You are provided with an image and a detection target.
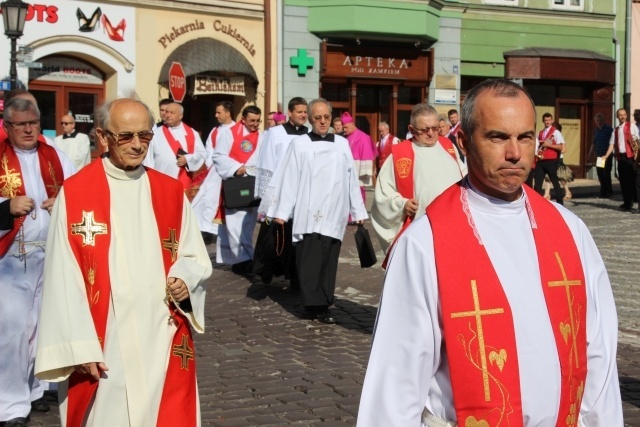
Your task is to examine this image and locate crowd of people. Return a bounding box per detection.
[0,79,628,426]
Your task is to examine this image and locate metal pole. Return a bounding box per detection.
[9,36,17,89]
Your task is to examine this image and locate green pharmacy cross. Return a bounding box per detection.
[290,49,314,76]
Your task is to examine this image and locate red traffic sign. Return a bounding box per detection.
[168,62,186,103]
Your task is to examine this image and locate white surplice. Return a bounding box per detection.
[212,125,264,264]
[54,132,91,170]
[266,133,368,242]
[191,122,235,235]
[35,158,212,427]
[144,122,206,181]
[357,181,622,427]
[371,141,466,251]
[255,122,308,217]
[0,146,75,421]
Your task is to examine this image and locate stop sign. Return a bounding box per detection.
[168,62,187,103]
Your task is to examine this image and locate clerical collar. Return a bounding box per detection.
[166,123,182,130]
[283,121,308,135]
[102,156,145,181]
[465,177,525,215]
[63,130,79,139]
[308,132,334,142]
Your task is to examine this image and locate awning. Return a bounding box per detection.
[158,38,258,84]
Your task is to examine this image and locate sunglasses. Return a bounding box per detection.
[104,129,154,145]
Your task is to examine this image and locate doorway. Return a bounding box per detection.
[30,83,104,157]
[557,100,587,178]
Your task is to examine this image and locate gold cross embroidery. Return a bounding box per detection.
[46,161,61,196]
[71,211,108,246]
[0,153,22,198]
[172,334,194,370]
[162,228,179,262]
[451,280,505,401]
[547,252,582,367]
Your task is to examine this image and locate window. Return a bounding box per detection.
[484,0,518,5]
[551,0,583,11]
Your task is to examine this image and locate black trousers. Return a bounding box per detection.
[595,155,613,196]
[253,220,297,281]
[295,233,341,308]
[534,159,563,204]
[617,157,636,208]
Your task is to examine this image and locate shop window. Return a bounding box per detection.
[322,83,349,103]
[396,110,411,138]
[526,84,555,107]
[398,86,421,105]
[558,86,584,100]
[551,0,582,10]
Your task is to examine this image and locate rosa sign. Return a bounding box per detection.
[168,62,186,103]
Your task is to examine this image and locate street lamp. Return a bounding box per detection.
[1,0,28,89]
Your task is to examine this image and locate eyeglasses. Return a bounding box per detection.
[412,126,439,134]
[104,129,154,145]
[5,120,40,130]
[313,114,332,122]
[60,121,73,125]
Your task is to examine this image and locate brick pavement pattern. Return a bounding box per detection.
[29,188,640,426]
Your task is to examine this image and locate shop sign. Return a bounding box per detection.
[193,75,245,96]
[434,89,457,104]
[322,45,430,82]
[29,57,103,85]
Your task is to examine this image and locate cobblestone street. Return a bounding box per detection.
[30,183,640,426]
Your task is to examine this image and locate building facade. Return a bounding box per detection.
[281,0,628,178]
[0,0,276,157]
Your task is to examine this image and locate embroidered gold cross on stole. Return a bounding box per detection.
[46,161,61,196]
[71,211,108,246]
[0,154,22,198]
[162,228,179,262]
[172,334,194,370]
[547,252,582,367]
[451,280,505,401]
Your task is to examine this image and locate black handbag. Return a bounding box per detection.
[222,176,261,209]
[354,224,377,268]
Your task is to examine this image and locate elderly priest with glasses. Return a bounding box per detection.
[0,97,75,427]
[35,98,212,427]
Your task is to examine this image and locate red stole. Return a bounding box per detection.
[426,183,587,427]
[0,139,64,257]
[377,134,395,166]
[437,135,458,162]
[228,122,259,163]
[538,126,560,160]
[190,127,221,191]
[161,123,196,190]
[64,160,197,427]
[449,121,461,137]
[614,122,634,159]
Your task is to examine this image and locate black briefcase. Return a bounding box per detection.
[222,176,261,209]
[354,224,377,268]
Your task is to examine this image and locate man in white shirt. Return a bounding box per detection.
[358,78,622,427]
[533,112,565,205]
[609,108,639,211]
[144,102,206,195]
[54,115,91,170]
[267,98,368,324]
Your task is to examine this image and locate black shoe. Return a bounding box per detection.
[31,396,50,412]
[4,418,28,426]
[231,260,253,275]
[619,204,632,211]
[201,232,214,245]
[316,310,336,324]
[260,272,273,284]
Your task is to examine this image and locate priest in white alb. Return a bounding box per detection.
[212,105,264,274]
[35,99,212,427]
[143,101,206,195]
[371,103,466,254]
[253,96,308,284]
[267,98,368,324]
[1,97,75,426]
[357,79,622,426]
[191,100,236,242]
